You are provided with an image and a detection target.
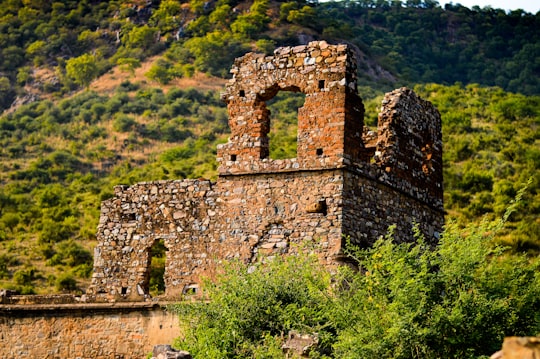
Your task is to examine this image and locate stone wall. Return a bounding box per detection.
[218,41,364,174]
[88,41,444,302]
[88,171,346,300]
[0,302,179,359]
[89,179,217,300]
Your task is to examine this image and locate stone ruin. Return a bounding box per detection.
[87,41,444,301]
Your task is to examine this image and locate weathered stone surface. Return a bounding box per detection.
[152,344,192,359]
[0,303,179,358]
[491,337,540,359]
[87,43,444,302]
[282,331,319,357]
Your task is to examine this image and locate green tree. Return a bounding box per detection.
[208,4,232,30]
[123,25,158,52]
[116,57,141,76]
[150,0,183,34]
[231,0,270,37]
[184,31,248,76]
[26,40,47,66]
[65,53,99,90]
[145,59,173,84]
[286,5,317,27]
[0,76,15,110]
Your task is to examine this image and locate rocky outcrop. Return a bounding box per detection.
[491,337,540,359]
[151,345,192,359]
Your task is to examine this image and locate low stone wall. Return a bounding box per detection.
[0,302,179,359]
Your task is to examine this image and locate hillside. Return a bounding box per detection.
[1,0,539,113]
[0,0,538,293]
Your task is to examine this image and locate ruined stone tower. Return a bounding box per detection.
[87,42,444,301]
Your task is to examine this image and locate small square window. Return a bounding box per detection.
[316,148,323,156]
[230,154,237,161]
[239,90,245,97]
[318,80,325,90]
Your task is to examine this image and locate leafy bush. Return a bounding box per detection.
[55,273,78,292]
[1,212,21,230]
[173,194,540,358]
[46,240,92,267]
[65,53,99,89]
[38,217,78,244]
[0,253,18,279]
[13,267,37,286]
[149,239,167,296]
[173,250,333,358]
[145,59,173,85]
[333,224,539,358]
[113,114,137,132]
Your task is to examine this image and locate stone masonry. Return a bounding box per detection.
[0,299,179,358]
[87,41,444,301]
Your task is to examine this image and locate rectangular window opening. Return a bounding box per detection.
[267,91,304,160]
[318,80,325,90]
[316,148,324,156]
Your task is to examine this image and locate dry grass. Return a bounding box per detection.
[90,56,228,94]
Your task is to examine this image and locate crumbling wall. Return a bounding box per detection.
[342,87,444,246]
[217,41,365,174]
[375,88,443,201]
[88,42,444,302]
[88,171,346,301]
[88,179,218,300]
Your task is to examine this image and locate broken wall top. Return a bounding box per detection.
[217,42,443,209]
[218,41,365,174]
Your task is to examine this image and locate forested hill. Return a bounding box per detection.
[0,0,538,294]
[1,0,539,112]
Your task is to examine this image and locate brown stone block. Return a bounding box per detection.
[491,337,540,359]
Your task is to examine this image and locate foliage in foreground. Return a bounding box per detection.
[172,197,540,359]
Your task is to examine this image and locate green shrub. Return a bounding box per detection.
[172,250,333,358]
[145,60,172,85]
[149,256,166,296]
[0,253,18,279]
[90,103,107,121]
[55,273,78,292]
[1,212,21,229]
[173,191,540,359]
[14,267,37,286]
[38,218,78,244]
[113,114,137,132]
[46,240,92,267]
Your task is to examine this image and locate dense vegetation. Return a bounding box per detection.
[173,198,540,358]
[0,84,229,293]
[1,0,539,113]
[0,0,538,299]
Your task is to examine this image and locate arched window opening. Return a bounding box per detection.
[266,90,305,160]
[149,239,167,297]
